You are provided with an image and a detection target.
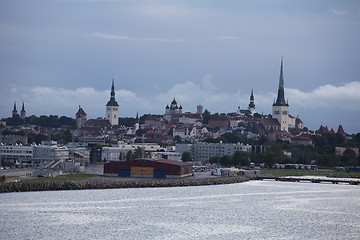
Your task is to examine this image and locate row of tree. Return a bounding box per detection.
[3,115,76,128]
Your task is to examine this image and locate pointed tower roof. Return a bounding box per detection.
[337,125,345,135]
[13,102,17,112]
[106,77,119,107]
[273,58,288,106]
[329,128,335,134]
[76,105,87,117]
[21,102,25,112]
[248,89,255,108]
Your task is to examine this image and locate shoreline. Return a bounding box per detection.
[0,176,250,193]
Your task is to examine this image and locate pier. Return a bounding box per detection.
[255,176,360,185]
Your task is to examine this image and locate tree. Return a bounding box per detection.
[341,148,357,166]
[209,156,220,164]
[202,109,211,124]
[220,155,232,166]
[126,150,133,161]
[264,152,275,169]
[182,152,192,162]
[232,151,250,167]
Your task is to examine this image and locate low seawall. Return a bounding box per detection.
[0,176,249,193]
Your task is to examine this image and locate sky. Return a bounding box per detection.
[0,0,359,133]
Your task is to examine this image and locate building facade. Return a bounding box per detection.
[176,142,252,163]
[104,158,193,178]
[0,144,33,167]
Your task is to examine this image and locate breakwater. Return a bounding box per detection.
[0,176,249,193]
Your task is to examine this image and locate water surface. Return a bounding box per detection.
[1,181,359,239]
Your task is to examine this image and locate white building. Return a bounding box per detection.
[102,143,168,162]
[150,152,182,161]
[32,142,70,168]
[176,142,252,163]
[0,144,33,167]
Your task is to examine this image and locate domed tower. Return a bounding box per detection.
[106,78,119,126]
[165,105,170,115]
[272,58,289,132]
[170,98,177,111]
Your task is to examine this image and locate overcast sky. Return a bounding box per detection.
[0,0,359,133]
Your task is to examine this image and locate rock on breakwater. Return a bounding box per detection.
[0,176,249,193]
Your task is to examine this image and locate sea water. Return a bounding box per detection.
[1,181,359,240]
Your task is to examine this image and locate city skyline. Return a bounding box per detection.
[1,0,359,133]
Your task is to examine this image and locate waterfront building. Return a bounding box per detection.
[106,78,119,126]
[101,143,167,162]
[0,144,33,167]
[32,141,70,168]
[104,158,193,178]
[150,152,181,161]
[176,142,252,163]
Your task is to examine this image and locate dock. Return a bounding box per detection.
[254,175,360,185]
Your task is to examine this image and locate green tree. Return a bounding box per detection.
[220,155,232,166]
[126,150,133,161]
[202,109,211,124]
[341,148,357,166]
[132,148,144,159]
[232,151,250,167]
[181,152,192,162]
[209,156,220,164]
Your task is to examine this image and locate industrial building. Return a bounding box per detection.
[104,158,193,178]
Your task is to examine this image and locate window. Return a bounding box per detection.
[282,111,288,115]
[274,111,280,115]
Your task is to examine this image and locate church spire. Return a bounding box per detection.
[273,58,288,106]
[20,101,26,119]
[110,77,115,100]
[12,101,18,118]
[106,76,119,107]
[13,102,17,112]
[248,89,256,114]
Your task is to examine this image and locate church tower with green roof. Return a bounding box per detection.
[272,58,289,132]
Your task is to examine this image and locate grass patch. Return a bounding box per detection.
[26,173,97,182]
[260,169,360,178]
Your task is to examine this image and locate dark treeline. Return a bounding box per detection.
[207,133,360,168]
[3,115,76,128]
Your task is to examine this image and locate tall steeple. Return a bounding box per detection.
[272,58,289,132]
[106,77,119,107]
[12,102,18,118]
[20,101,26,119]
[273,58,288,106]
[106,76,119,126]
[248,89,256,115]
